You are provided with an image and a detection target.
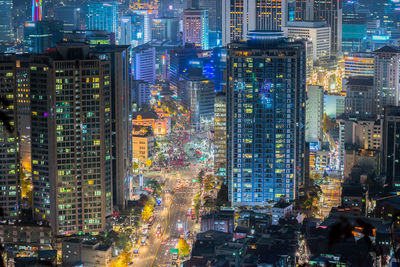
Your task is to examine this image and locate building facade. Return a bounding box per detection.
[183,9,209,50]
[30,43,110,235]
[133,44,156,85]
[382,107,400,190]
[23,20,64,54]
[0,0,13,42]
[344,53,374,79]
[214,92,227,178]
[373,46,400,116]
[226,32,306,205]
[306,85,324,143]
[282,21,331,61]
[85,1,118,34]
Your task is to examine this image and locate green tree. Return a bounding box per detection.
[141,200,154,221]
[178,238,190,257]
[197,169,205,184]
[216,183,229,207]
[133,162,139,173]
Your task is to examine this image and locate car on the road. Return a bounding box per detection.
[176,221,184,231]
[156,224,162,237]
[141,236,147,246]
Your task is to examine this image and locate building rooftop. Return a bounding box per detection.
[132,111,159,120]
[285,20,328,28]
[374,46,400,53]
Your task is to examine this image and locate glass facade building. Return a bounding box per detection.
[85,1,118,34]
[226,32,306,205]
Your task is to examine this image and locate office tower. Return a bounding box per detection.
[222,0,256,46]
[345,76,374,117]
[255,0,288,31]
[295,0,314,21]
[180,73,215,130]
[54,6,81,32]
[214,92,227,178]
[344,53,374,79]
[313,0,343,53]
[306,85,324,143]
[373,46,400,116]
[342,4,367,54]
[0,55,21,218]
[382,106,400,190]
[226,32,306,205]
[133,44,156,84]
[0,0,13,42]
[92,45,132,211]
[32,0,43,21]
[198,0,222,47]
[31,43,111,235]
[168,44,198,89]
[152,17,179,42]
[133,80,151,108]
[85,1,118,34]
[183,9,209,50]
[119,16,132,45]
[282,21,331,61]
[23,20,63,53]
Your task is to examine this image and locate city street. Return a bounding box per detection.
[132,168,200,267]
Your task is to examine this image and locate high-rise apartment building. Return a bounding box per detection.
[30,43,111,235]
[373,46,400,116]
[24,20,64,53]
[183,9,209,50]
[133,44,156,85]
[306,85,324,143]
[282,21,331,61]
[0,0,13,42]
[382,107,400,190]
[0,54,21,218]
[85,1,118,34]
[214,92,227,178]
[226,32,306,205]
[92,45,132,211]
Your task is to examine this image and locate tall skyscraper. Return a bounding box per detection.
[23,20,64,53]
[198,0,222,47]
[313,0,343,53]
[183,9,209,50]
[226,32,306,205]
[133,80,151,108]
[214,92,227,178]
[0,54,21,218]
[179,73,215,129]
[222,0,256,46]
[0,0,13,42]
[133,44,156,84]
[85,1,118,34]
[92,45,132,211]
[382,106,400,190]
[54,6,82,32]
[31,43,111,235]
[373,46,400,116]
[119,16,132,45]
[306,85,324,143]
[222,0,290,46]
[168,44,198,90]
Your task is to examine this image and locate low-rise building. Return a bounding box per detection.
[132,111,170,136]
[62,239,112,266]
[272,200,293,225]
[201,210,234,233]
[132,125,155,161]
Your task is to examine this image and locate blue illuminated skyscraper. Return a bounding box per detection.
[86,1,118,34]
[226,32,306,205]
[0,0,13,42]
